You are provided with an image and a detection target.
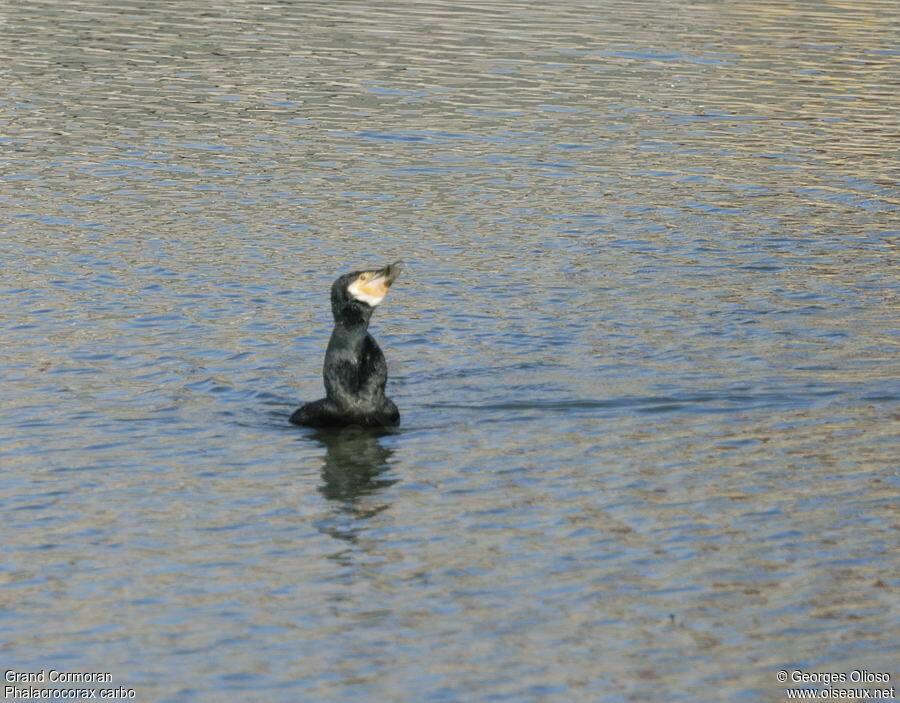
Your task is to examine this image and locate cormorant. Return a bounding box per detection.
[290,261,402,428]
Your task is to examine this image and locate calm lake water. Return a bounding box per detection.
[2,1,898,701]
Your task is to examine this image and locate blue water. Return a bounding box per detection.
[1,1,898,701]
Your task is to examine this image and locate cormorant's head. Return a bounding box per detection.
[331,261,402,322]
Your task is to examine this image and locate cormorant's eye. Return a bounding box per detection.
[359,273,371,282]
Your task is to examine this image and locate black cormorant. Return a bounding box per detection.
[290,261,402,428]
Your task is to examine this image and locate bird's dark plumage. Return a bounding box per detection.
[290,262,401,428]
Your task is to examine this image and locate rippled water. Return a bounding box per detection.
[2,1,898,701]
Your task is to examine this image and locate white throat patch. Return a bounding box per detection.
[348,278,385,306]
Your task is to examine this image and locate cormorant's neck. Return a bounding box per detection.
[332,301,372,331]
[328,306,370,358]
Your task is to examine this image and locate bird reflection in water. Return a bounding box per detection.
[308,427,398,505]
[308,427,397,549]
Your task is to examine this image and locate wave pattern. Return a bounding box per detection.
[1,1,898,701]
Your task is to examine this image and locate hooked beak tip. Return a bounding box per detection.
[380,260,403,285]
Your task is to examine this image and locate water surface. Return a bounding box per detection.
[2,1,898,701]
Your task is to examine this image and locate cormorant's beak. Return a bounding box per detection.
[348,261,402,307]
[374,260,402,289]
